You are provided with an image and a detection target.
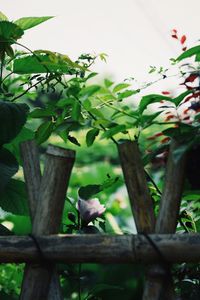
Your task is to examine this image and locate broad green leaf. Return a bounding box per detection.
[5,215,31,235]
[0,21,24,41]
[0,101,29,145]
[78,184,101,199]
[113,83,130,93]
[0,148,18,194]
[56,98,73,108]
[117,89,139,100]
[4,127,34,164]
[0,12,8,21]
[14,16,53,30]
[78,177,119,200]
[86,128,100,146]
[139,94,172,113]
[79,85,100,101]
[13,54,77,74]
[71,101,81,121]
[89,108,105,119]
[101,124,127,139]
[0,21,24,59]
[35,121,54,144]
[29,107,56,118]
[0,179,29,216]
[176,45,200,61]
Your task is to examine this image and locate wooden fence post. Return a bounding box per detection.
[118,139,186,300]
[118,140,155,233]
[142,139,187,300]
[20,141,75,300]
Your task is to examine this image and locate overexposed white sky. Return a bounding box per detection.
[1,0,200,86]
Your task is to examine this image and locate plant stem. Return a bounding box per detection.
[11,78,45,102]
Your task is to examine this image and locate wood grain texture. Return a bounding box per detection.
[0,234,199,263]
[20,140,41,219]
[20,142,75,300]
[156,139,187,233]
[118,140,155,233]
[143,139,187,300]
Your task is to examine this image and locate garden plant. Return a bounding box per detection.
[0,11,199,300]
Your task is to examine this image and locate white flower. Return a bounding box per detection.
[78,197,106,224]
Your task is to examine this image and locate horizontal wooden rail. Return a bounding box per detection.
[0,234,199,264]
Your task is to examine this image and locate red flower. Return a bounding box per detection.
[162,91,170,95]
[184,74,198,83]
[180,35,186,44]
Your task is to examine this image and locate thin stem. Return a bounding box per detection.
[11,78,45,102]
[145,171,162,195]
[97,96,137,119]
[1,71,13,83]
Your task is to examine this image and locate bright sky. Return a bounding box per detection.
[1,0,200,86]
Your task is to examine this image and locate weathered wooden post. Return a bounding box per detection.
[118,139,186,300]
[20,141,75,300]
[142,139,187,300]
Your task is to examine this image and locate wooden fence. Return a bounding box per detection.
[0,139,199,300]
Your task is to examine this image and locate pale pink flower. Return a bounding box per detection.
[78,197,106,224]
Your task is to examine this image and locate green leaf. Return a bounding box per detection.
[78,185,101,199]
[99,52,108,62]
[140,111,163,128]
[71,101,81,121]
[0,21,24,41]
[14,16,54,30]
[86,128,100,147]
[104,79,114,88]
[13,54,76,74]
[0,21,24,59]
[35,121,54,144]
[117,89,139,100]
[113,83,130,93]
[173,90,193,106]
[68,135,80,146]
[79,85,100,101]
[0,179,29,216]
[101,124,127,139]
[139,94,171,113]
[29,107,56,118]
[78,176,119,200]
[0,12,8,21]
[176,45,200,61]
[56,98,73,108]
[0,148,18,194]
[4,127,34,164]
[0,101,29,145]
